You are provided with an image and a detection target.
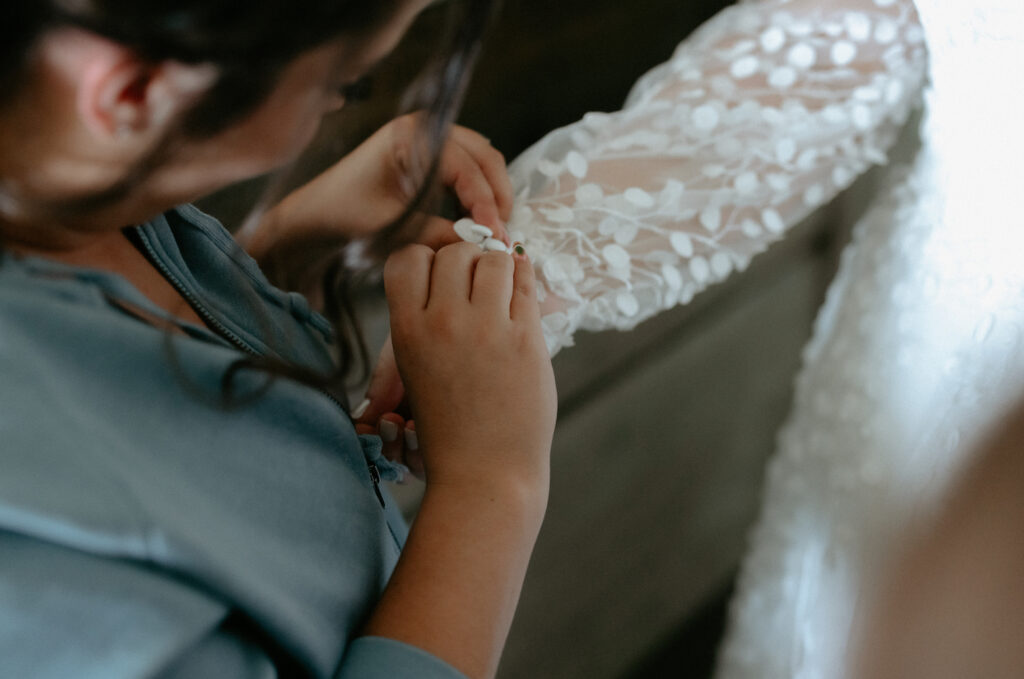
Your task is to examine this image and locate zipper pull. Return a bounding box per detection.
[367,462,386,509]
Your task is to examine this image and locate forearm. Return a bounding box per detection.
[361,480,548,679]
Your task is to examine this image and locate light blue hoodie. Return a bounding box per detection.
[0,205,465,678]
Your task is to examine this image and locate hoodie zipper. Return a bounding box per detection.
[133,228,386,508]
[134,229,259,356]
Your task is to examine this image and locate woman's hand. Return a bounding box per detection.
[247,114,518,470]
[241,113,514,261]
[382,241,556,493]
[352,335,426,479]
[363,243,555,679]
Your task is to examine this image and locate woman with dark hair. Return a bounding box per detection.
[0,2,557,678]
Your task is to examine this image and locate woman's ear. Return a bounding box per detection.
[137,60,220,131]
[81,56,157,137]
[46,28,217,141]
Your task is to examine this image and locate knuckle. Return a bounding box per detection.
[473,328,502,353]
[426,307,461,340]
[388,309,418,342]
[388,120,419,170]
[405,242,434,258]
[479,250,513,273]
[514,327,547,360]
[383,244,431,283]
[382,255,402,286]
[392,140,413,175]
[392,113,418,140]
[389,242,425,263]
[438,240,481,262]
[469,316,508,348]
[453,172,482,198]
[514,275,535,298]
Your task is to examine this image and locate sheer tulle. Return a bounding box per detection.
[506,0,927,355]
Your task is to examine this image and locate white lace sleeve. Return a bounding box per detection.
[504,0,928,355]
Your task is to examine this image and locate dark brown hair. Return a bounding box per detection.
[1,0,498,406]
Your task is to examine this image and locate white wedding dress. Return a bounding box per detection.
[716,3,1024,677]
[502,0,1024,676]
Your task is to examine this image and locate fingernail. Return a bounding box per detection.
[454,218,482,243]
[351,397,371,419]
[453,218,492,244]
[404,427,419,451]
[483,238,508,252]
[513,242,526,256]
[470,223,494,240]
[379,419,399,442]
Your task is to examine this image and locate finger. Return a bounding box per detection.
[356,336,406,425]
[471,250,515,314]
[429,241,482,305]
[510,247,542,324]
[383,244,434,315]
[450,126,515,225]
[403,421,425,480]
[415,216,462,250]
[377,414,406,464]
[354,422,376,436]
[354,411,407,467]
[440,141,504,239]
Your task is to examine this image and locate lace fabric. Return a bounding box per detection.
[506,0,928,356]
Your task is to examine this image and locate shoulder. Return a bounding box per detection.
[149,206,338,370]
